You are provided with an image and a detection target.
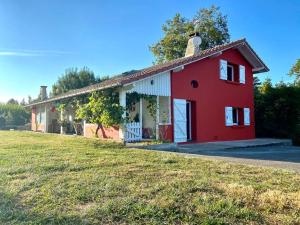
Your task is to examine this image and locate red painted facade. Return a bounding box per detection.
[29,46,259,143]
[171,48,255,143]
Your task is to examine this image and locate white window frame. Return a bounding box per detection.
[239,65,245,84]
[227,64,234,81]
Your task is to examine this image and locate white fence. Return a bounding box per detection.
[125,122,142,142]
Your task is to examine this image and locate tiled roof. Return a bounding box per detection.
[27,38,268,107]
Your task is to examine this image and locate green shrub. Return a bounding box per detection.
[292,113,300,146]
[0,103,30,129]
[255,80,300,138]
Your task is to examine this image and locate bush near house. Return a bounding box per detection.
[0,131,299,224]
[255,79,300,141]
[292,113,300,146]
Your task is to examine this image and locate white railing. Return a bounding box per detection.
[125,122,142,142]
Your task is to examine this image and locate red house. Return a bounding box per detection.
[28,35,269,143]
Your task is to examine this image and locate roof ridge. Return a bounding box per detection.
[28,37,269,107]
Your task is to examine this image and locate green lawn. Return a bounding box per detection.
[0,131,299,225]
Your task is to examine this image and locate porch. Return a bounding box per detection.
[123,94,172,142]
[119,71,173,143]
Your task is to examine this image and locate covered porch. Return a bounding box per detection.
[119,71,172,142]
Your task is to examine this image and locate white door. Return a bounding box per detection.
[173,99,187,143]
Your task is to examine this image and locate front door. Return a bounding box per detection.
[173,99,187,143]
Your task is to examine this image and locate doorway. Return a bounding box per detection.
[186,101,192,141]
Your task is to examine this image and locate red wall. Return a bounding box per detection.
[84,123,120,141]
[31,107,37,131]
[159,125,172,142]
[171,49,255,143]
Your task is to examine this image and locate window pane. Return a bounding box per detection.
[232,108,238,124]
[227,66,233,81]
[159,96,170,124]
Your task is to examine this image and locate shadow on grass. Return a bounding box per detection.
[0,191,84,224]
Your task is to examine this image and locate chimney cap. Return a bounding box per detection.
[189,32,200,38]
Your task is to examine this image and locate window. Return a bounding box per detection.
[227,65,234,81]
[159,96,171,124]
[225,107,249,126]
[220,60,246,84]
[36,106,46,125]
[191,80,199,88]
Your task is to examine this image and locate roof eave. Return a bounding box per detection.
[25,83,122,107]
[238,41,269,74]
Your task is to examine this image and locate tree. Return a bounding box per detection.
[150,5,230,63]
[193,5,230,49]
[51,67,99,96]
[76,89,124,136]
[289,59,300,85]
[20,98,26,106]
[27,96,32,104]
[7,98,19,105]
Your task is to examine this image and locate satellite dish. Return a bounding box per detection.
[192,36,202,46]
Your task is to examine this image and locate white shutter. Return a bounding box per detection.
[239,65,245,84]
[225,107,233,126]
[220,60,227,80]
[173,99,187,143]
[244,108,250,125]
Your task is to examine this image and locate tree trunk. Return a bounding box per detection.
[95,124,101,137]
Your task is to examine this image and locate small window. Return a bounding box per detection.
[150,80,154,85]
[38,113,42,124]
[191,80,198,88]
[227,65,234,81]
[226,107,244,126]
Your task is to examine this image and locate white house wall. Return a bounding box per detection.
[128,72,171,96]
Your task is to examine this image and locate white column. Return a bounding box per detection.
[156,96,160,140]
[60,108,64,134]
[139,98,143,140]
[119,90,126,141]
[83,120,86,137]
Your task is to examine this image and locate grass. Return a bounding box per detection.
[0,131,299,225]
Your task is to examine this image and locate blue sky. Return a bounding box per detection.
[0,0,299,102]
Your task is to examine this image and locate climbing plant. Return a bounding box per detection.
[126,92,157,121]
[76,89,124,136]
[56,103,68,128]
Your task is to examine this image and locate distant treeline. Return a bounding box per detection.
[0,103,30,130]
